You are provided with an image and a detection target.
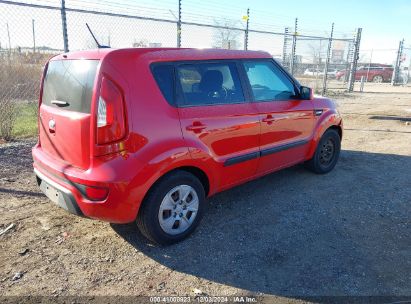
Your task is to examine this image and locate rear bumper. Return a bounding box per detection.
[32,145,140,224]
[35,168,84,217]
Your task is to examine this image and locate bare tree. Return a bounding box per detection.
[132,39,148,48]
[307,43,320,64]
[307,40,327,64]
[213,19,241,50]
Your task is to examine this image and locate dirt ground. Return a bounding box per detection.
[0,83,410,301]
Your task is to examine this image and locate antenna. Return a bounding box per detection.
[86,23,110,49]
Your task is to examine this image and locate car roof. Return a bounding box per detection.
[50,48,272,62]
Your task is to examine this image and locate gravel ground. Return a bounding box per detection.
[0,84,410,301]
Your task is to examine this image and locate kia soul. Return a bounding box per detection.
[33,48,343,245]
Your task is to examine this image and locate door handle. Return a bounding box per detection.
[262,115,276,124]
[186,122,207,133]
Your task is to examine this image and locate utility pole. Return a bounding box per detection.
[244,8,249,50]
[32,19,36,53]
[177,0,181,48]
[344,39,354,83]
[322,23,334,96]
[391,39,404,86]
[348,28,362,92]
[365,48,373,82]
[6,22,11,53]
[290,18,298,76]
[61,0,69,52]
[282,27,290,68]
[408,52,411,84]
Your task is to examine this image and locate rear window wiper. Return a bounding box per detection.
[51,100,69,107]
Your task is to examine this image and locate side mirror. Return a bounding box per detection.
[300,86,313,100]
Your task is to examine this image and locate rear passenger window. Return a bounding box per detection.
[152,65,174,105]
[176,62,245,106]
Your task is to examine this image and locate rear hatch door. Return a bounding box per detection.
[39,59,99,170]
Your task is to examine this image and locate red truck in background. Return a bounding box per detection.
[336,65,394,82]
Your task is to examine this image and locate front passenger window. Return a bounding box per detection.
[244,61,296,101]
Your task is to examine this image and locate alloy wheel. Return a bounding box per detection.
[158,185,199,235]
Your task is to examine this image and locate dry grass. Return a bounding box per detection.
[0,99,17,140]
[0,52,48,140]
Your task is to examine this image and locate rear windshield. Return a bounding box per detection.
[42,59,99,113]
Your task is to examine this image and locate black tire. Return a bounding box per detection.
[136,171,205,246]
[305,128,341,174]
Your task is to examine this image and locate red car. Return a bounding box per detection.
[336,65,393,82]
[33,48,343,245]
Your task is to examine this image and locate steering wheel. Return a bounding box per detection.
[207,86,228,99]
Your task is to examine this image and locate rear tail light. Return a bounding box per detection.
[84,185,109,201]
[97,96,108,127]
[97,77,126,145]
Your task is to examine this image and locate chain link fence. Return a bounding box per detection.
[0,0,407,140]
[281,36,352,94]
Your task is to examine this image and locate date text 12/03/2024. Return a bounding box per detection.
[149,296,258,303]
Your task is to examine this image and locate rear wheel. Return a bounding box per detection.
[373,75,383,83]
[305,129,341,174]
[136,171,205,245]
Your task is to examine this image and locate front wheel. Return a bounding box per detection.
[305,129,341,174]
[136,171,205,245]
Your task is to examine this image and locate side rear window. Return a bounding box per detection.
[42,60,99,113]
[176,61,245,106]
[152,64,174,105]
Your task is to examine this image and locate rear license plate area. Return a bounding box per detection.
[40,180,61,205]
